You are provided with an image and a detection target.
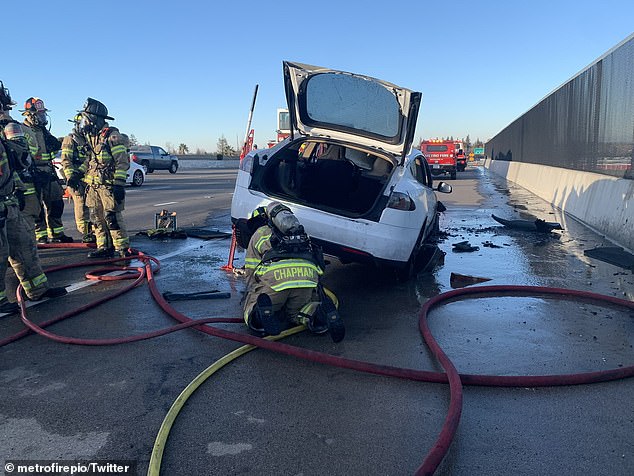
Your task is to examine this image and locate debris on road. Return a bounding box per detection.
[450,272,492,288]
[137,228,188,239]
[179,228,232,240]
[162,290,231,301]
[584,246,634,271]
[491,214,563,232]
[452,240,480,252]
[482,240,503,248]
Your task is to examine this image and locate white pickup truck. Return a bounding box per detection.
[130,145,179,174]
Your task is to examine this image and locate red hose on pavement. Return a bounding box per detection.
[4,245,634,475]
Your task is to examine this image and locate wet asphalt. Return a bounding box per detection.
[0,165,632,476]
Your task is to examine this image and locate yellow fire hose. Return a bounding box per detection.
[148,289,338,475]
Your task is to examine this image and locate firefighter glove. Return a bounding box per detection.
[66,173,82,190]
[113,184,125,202]
[16,190,25,211]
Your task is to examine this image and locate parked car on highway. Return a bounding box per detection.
[52,153,146,187]
[130,145,179,174]
[231,61,452,278]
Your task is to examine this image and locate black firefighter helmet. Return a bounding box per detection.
[79,98,114,120]
[0,81,16,111]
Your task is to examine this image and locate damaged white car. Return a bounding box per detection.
[231,61,451,277]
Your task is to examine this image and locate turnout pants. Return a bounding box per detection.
[21,191,42,230]
[0,202,50,301]
[243,283,315,325]
[34,175,66,241]
[85,185,129,251]
[68,184,91,236]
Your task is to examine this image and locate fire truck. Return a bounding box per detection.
[454,141,466,171]
[267,108,291,148]
[420,139,458,179]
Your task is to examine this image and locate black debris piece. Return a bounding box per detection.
[452,241,480,252]
[491,214,562,232]
[450,272,492,288]
[584,247,634,271]
[179,228,232,240]
[162,290,231,301]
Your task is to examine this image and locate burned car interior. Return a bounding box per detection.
[257,141,394,216]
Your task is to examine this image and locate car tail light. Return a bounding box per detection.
[130,154,138,163]
[239,155,254,174]
[387,191,416,211]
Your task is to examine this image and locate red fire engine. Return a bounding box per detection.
[267,108,291,148]
[420,139,457,180]
[454,141,466,171]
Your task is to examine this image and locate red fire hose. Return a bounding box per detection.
[3,245,633,475]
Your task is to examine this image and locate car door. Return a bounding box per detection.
[408,154,438,240]
[154,146,169,169]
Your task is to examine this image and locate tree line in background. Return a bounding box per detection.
[128,133,237,156]
[416,135,485,149]
[128,133,484,157]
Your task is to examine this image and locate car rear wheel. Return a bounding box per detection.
[132,170,144,187]
[169,161,178,174]
[141,160,153,173]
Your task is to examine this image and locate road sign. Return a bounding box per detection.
[474,147,485,155]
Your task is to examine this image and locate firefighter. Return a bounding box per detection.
[60,115,95,243]
[0,83,67,314]
[67,98,131,259]
[0,91,41,228]
[20,97,73,243]
[241,202,345,342]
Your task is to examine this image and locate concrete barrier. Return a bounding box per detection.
[484,159,634,253]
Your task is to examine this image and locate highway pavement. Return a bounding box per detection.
[1,162,632,475]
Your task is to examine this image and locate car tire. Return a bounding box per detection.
[132,170,144,187]
[395,224,427,281]
[141,160,153,173]
[169,161,178,174]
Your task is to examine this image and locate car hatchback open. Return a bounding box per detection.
[231,61,452,277]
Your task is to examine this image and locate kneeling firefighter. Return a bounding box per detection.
[238,202,345,343]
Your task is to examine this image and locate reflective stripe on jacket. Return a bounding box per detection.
[245,225,322,292]
[79,126,129,186]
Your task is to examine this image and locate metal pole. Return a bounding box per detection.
[240,84,259,159]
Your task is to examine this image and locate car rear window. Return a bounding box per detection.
[304,73,400,138]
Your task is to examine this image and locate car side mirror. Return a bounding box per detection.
[436,182,452,194]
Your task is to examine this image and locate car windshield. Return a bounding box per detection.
[425,145,448,152]
[304,73,401,138]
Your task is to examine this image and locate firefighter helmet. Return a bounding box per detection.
[20,97,49,126]
[267,201,303,235]
[0,81,16,110]
[250,206,268,220]
[21,97,48,114]
[68,113,82,124]
[78,98,114,120]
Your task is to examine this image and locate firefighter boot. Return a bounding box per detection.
[87,247,115,259]
[82,233,96,244]
[50,234,74,243]
[322,296,345,343]
[256,294,284,336]
[114,248,139,266]
[0,298,19,315]
[27,286,68,301]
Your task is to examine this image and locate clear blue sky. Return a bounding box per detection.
[4,0,633,152]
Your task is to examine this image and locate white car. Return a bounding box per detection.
[53,152,146,187]
[231,61,452,277]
